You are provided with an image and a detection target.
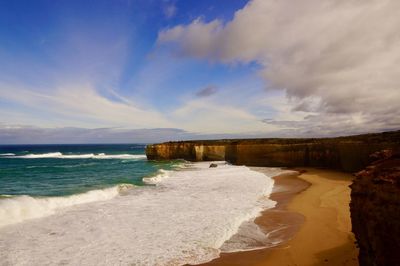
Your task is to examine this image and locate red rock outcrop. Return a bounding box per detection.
[350,149,400,266]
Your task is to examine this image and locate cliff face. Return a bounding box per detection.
[146,131,400,172]
[146,131,400,265]
[350,150,400,266]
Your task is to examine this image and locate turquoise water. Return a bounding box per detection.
[0,144,176,196]
[0,144,281,265]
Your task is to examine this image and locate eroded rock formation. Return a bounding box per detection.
[350,149,400,266]
[146,131,400,172]
[146,131,400,264]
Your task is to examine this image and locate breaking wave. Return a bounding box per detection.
[0,184,134,228]
[0,162,280,265]
[6,152,147,159]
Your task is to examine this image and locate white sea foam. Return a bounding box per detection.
[142,169,172,184]
[0,184,134,228]
[18,152,63,158]
[0,153,15,156]
[26,162,99,169]
[9,152,146,159]
[0,162,279,266]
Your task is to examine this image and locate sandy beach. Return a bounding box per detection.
[201,168,359,266]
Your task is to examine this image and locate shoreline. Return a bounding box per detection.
[200,167,359,266]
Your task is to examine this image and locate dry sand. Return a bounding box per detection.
[201,168,359,266]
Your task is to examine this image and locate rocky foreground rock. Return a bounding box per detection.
[350,149,400,266]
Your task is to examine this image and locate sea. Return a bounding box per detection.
[0,144,280,265]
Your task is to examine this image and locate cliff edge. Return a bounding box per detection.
[350,149,400,266]
[146,130,400,172]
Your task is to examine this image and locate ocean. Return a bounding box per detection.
[0,144,279,265]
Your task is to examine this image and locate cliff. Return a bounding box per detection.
[146,130,400,172]
[350,149,400,266]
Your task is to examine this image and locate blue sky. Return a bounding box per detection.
[0,0,399,143]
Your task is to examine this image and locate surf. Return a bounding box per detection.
[0,184,134,228]
[6,152,147,159]
[0,162,280,265]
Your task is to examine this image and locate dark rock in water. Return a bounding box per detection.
[209,163,218,168]
[350,149,400,266]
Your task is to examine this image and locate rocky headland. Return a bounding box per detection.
[146,130,400,265]
[146,130,400,172]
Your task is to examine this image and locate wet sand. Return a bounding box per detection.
[201,168,359,266]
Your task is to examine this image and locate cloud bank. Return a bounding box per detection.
[158,0,400,133]
[0,125,188,144]
[0,124,278,144]
[0,83,171,128]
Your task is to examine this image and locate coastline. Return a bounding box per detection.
[0,161,279,265]
[200,168,359,266]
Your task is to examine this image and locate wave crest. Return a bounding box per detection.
[6,153,146,159]
[0,184,134,228]
[142,169,172,184]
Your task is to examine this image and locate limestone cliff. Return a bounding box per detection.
[146,130,400,172]
[350,149,400,266]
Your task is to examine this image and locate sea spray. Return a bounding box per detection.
[0,144,154,198]
[0,184,134,227]
[0,162,279,265]
[142,169,172,184]
[7,152,147,159]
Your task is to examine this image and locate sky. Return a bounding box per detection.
[0,0,399,144]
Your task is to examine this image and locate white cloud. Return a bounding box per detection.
[172,97,267,134]
[4,0,400,143]
[0,122,298,144]
[0,83,172,128]
[0,125,190,144]
[158,0,400,134]
[0,80,275,136]
[163,3,177,19]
